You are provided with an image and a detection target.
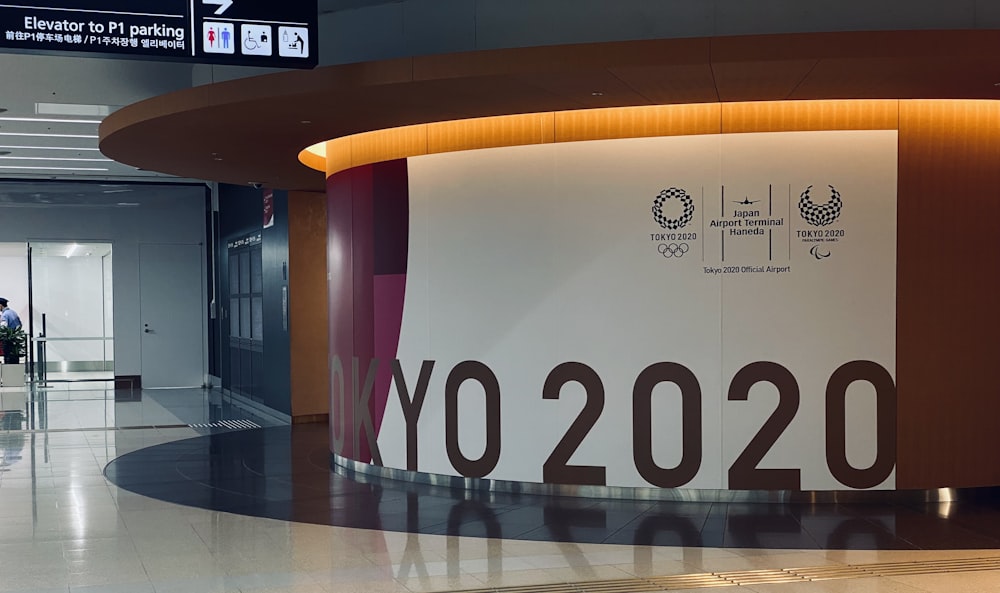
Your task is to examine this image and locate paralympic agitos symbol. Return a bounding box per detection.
[798,185,843,227]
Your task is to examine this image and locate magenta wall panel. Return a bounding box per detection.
[328,160,409,464]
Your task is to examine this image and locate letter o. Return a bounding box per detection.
[445,361,501,478]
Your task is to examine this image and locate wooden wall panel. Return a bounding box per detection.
[895,100,1000,488]
[554,103,720,143]
[288,190,330,420]
[722,100,899,133]
[346,125,428,175]
[323,138,352,177]
[426,113,556,154]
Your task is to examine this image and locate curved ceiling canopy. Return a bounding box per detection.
[100,30,1000,192]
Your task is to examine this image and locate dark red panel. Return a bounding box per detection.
[373,159,410,276]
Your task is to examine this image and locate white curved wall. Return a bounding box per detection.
[375,130,898,491]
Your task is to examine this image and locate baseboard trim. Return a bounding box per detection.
[292,413,328,425]
[221,388,292,425]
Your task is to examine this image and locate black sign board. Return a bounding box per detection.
[0,1,317,68]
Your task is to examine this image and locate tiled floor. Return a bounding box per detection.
[2,384,1000,593]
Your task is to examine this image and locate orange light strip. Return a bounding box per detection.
[299,100,920,178]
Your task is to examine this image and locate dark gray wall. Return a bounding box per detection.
[217,184,291,416]
[319,0,1000,66]
[261,192,291,415]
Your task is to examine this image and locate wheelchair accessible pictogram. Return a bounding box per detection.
[240,24,272,56]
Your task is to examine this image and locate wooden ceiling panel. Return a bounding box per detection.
[610,64,719,104]
[411,37,710,81]
[99,30,1000,191]
[791,58,1000,100]
[508,70,653,110]
[712,59,818,102]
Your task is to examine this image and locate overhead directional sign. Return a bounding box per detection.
[0,0,317,68]
[205,0,235,16]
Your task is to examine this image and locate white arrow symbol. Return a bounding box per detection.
[203,0,234,16]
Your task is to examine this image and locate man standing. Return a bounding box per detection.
[0,298,22,330]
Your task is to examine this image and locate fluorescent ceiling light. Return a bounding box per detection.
[0,132,98,138]
[36,103,117,117]
[0,145,102,151]
[0,165,108,171]
[0,156,111,162]
[0,117,101,124]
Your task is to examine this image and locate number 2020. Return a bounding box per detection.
[540,360,896,490]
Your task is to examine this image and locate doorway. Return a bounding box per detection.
[139,243,205,388]
[28,241,114,382]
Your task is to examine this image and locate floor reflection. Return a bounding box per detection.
[103,424,1000,550]
[0,382,281,431]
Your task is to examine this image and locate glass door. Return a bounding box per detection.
[28,241,114,384]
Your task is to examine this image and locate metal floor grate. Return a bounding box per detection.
[449,556,1000,592]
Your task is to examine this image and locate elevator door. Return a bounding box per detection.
[226,244,263,401]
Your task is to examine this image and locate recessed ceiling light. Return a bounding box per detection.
[35,102,117,117]
[0,165,108,171]
[0,156,110,162]
[0,117,101,124]
[300,120,312,124]
[591,91,604,96]
[0,132,97,139]
[0,145,101,151]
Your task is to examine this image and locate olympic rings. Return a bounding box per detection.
[657,242,690,258]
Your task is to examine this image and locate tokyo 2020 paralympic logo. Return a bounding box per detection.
[798,185,842,227]
[652,188,695,230]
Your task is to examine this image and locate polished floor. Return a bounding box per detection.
[103,424,1000,551]
[2,384,1000,593]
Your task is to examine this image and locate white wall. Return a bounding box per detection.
[0,184,207,377]
[376,131,898,491]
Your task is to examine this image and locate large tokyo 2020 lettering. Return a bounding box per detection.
[727,362,801,490]
[631,362,702,488]
[541,362,607,485]
[351,357,897,490]
[825,361,896,488]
